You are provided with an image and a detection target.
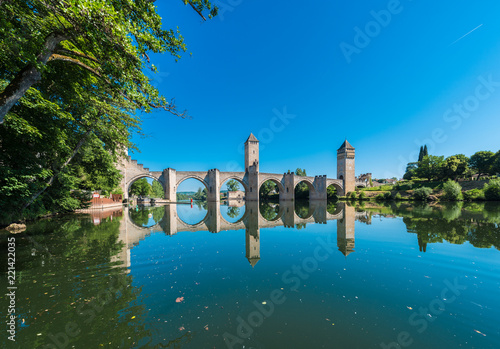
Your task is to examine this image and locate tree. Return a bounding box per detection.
[418,146,424,163]
[415,155,445,181]
[403,162,419,180]
[260,180,278,198]
[226,207,240,219]
[226,179,240,192]
[193,187,207,201]
[491,151,500,175]
[0,0,218,123]
[151,180,164,198]
[295,168,309,199]
[442,180,463,201]
[423,145,428,157]
[129,178,151,197]
[443,154,469,180]
[0,0,218,222]
[469,151,495,180]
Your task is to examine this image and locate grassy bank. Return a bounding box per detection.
[341,178,500,202]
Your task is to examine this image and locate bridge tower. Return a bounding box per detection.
[245,133,260,201]
[337,140,355,196]
[245,201,260,267]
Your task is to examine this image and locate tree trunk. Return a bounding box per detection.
[0,31,68,123]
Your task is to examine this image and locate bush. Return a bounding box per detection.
[350,192,357,200]
[375,193,385,201]
[395,193,402,200]
[358,191,366,200]
[463,188,485,201]
[484,179,500,201]
[413,187,432,201]
[442,180,463,201]
[384,191,392,200]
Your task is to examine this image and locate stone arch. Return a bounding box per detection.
[126,173,164,196]
[258,178,285,198]
[176,204,210,227]
[220,177,248,195]
[294,179,317,199]
[175,176,209,199]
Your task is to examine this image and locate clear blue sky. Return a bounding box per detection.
[131,0,500,189]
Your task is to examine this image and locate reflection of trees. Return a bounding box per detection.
[295,201,310,218]
[130,206,165,227]
[387,202,500,251]
[260,203,280,221]
[227,206,240,218]
[0,215,150,348]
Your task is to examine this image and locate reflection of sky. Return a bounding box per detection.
[176,204,208,225]
[220,204,245,223]
[129,216,500,349]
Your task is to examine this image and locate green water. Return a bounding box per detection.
[1,201,499,348]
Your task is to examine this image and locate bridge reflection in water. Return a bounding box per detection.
[108,201,370,269]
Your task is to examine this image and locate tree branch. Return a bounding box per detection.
[48,53,102,77]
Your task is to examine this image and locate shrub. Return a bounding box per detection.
[484,179,500,201]
[463,189,485,201]
[395,193,402,200]
[413,187,432,201]
[350,192,357,200]
[375,193,385,201]
[442,180,463,201]
[358,191,366,200]
[384,191,392,200]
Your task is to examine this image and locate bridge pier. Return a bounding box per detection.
[282,172,295,201]
[205,202,221,233]
[207,169,220,202]
[311,175,327,200]
[163,168,177,201]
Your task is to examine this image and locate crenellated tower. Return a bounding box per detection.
[245,133,259,201]
[337,140,355,196]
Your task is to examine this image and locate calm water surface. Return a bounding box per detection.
[1,201,499,348]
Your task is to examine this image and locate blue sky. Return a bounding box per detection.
[131,0,500,191]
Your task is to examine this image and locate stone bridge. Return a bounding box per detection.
[112,201,368,268]
[118,135,359,201]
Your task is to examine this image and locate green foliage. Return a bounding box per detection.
[327,185,338,200]
[442,180,463,201]
[413,187,433,201]
[484,179,500,201]
[0,0,217,223]
[384,191,392,200]
[463,188,485,201]
[443,154,469,180]
[226,207,240,219]
[260,180,278,199]
[469,151,495,179]
[395,193,402,200]
[226,179,240,192]
[151,180,164,198]
[358,191,366,200]
[294,168,309,199]
[193,187,207,201]
[349,192,357,200]
[129,178,151,197]
[375,193,385,201]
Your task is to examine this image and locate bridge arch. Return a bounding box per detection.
[294,179,317,200]
[126,174,165,199]
[258,177,285,199]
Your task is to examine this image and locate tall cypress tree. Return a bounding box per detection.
[423,145,428,157]
[418,146,424,162]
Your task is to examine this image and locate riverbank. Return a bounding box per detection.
[344,178,500,202]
